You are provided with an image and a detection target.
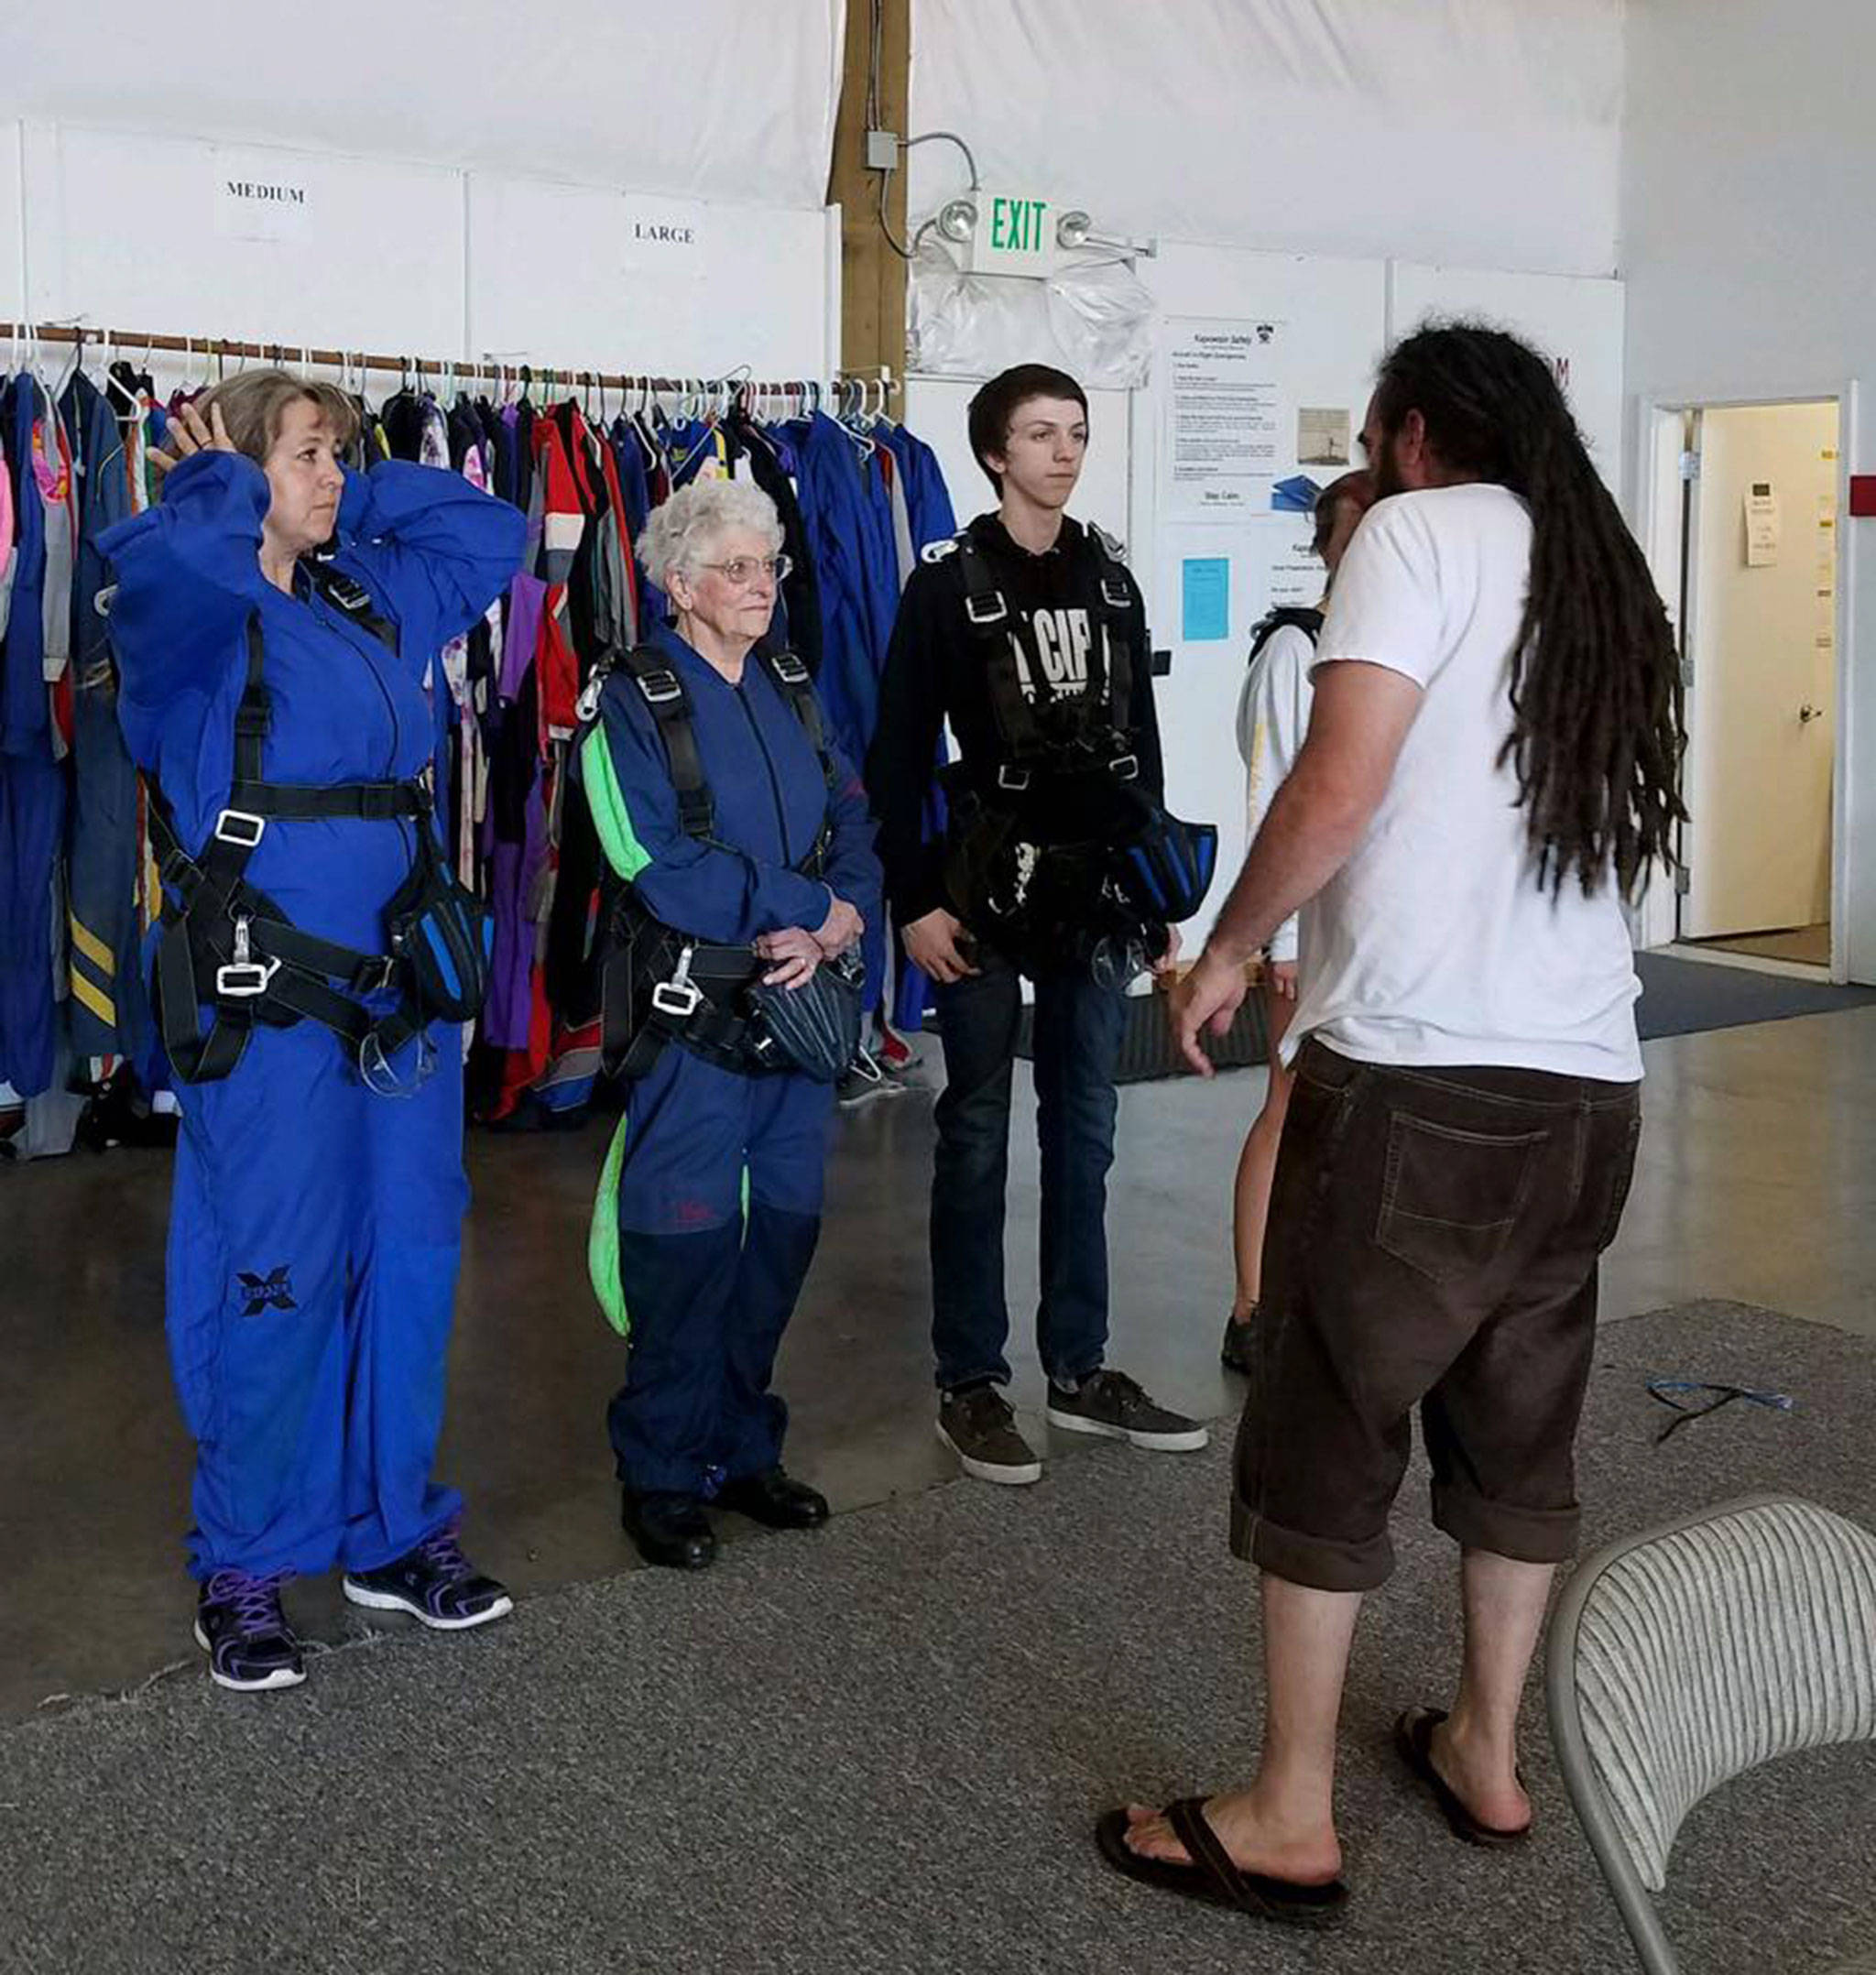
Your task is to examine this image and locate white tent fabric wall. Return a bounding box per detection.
[909,0,1623,278]
[2,0,845,213]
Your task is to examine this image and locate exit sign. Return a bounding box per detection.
[971,191,1055,277]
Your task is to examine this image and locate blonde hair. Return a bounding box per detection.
[195,368,360,464]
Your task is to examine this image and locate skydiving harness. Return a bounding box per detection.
[1247,605,1325,669]
[581,644,859,1082]
[144,566,493,1090]
[934,525,1217,967]
[948,521,1140,792]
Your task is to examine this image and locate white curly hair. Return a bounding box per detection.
[638,477,784,592]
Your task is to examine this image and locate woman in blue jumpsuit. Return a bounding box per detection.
[583,478,880,1569]
[100,374,525,1690]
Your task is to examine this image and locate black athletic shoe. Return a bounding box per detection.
[937,1384,1043,1485]
[194,1569,306,1693]
[343,1526,513,1631]
[1221,1306,1259,1374]
[1046,1369,1209,1451]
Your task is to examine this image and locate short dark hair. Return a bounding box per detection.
[966,365,1089,495]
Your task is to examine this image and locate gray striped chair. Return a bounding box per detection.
[1546,1496,1876,1974]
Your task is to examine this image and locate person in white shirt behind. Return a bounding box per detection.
[1222,470,1374,1374]
[1098,324,1683,1925]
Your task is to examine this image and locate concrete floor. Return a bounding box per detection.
[5,1005,1876,1719]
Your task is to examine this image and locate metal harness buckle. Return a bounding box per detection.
[1108,753,1139,781]
[354,955,401,996]
[651,943,704,1019]
[637,669,683,707]
[213,808,267,848]
[965,592,1008,627]
[996,763,1032,792]
[215,916,279,998]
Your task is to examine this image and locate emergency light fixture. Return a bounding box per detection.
[937,198,978,244]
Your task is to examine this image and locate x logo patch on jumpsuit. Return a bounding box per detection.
[235,1267,298,1317]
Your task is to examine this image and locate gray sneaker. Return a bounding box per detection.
[937,1385,1043,1486]
[837,1052,907,1108]
[1046,1369,1209,1452]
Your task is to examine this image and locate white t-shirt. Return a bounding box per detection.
[1236,621,1314,964]
[1283,484,1642,1081]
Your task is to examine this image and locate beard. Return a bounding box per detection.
[1369,431,1407,499]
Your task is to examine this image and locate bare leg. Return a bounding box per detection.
[1430,1548,1555,1833]
[1125,1573,1357,1884]
[1228,981,1297,1320]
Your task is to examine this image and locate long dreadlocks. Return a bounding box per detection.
[1373,324,1685,900]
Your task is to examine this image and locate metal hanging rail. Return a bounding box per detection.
[0,319,897,406]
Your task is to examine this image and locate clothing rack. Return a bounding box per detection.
[0,319,897,410]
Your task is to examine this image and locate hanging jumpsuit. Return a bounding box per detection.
[583,622,881,1498]
[99,450,525,1580]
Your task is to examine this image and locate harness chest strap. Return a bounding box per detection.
[149,602,437,1085]
[576,642,840,1075]
[945,526,1140,778]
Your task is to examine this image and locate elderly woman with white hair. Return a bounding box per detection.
[578,476,881,1569]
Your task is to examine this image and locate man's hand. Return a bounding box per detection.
[1150,923,1183,980]
[1167,945,1250,1078]
[757,926,824,990]
[904,908,979,985]
[1269,958,1299,1002]
[151,400,237,480]
[813,896,865,957]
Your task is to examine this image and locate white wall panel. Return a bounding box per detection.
[23,124,466,353]
[1623,0,1876,981]
[1389,263,1626,492]
[0,129,22,322]
[467,176,833,380]
[1132,246,1390,936]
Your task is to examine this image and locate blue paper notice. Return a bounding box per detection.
[1182,557,1231,642]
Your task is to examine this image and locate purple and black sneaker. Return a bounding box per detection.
[193,1569,306,1693]
[342,1525,513,1631]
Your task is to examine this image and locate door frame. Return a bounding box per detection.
[1631,383,1858,982]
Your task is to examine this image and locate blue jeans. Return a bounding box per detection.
[930,953,1125,1391]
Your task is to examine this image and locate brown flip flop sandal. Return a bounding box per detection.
[1393,1708,1532,1848]
[1095,1798,1350,1927]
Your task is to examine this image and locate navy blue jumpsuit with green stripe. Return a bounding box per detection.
[583,621,880,1497]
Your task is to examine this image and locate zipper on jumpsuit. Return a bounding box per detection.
[308,591,415,869]
[734,683,794,867]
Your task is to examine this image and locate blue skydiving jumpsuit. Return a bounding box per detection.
[583,622,881,1498]
[99,451,524,1581]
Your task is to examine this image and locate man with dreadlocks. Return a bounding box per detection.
[1098,324,1683,1922]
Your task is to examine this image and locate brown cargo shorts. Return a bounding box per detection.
[1230,1039,1642,1592]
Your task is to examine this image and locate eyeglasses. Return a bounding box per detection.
[696,553,791,589]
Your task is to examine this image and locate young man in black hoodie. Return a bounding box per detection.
[867,365,1206,1484]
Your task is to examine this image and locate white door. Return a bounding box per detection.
[1681,401,1839,940]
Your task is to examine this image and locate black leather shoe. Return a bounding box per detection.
[621,1491,717,1569]
[715,1468,830,1531]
